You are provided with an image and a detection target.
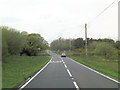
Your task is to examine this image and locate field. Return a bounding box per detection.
[2,53,51,88]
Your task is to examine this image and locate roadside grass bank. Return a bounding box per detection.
[70,56,119,81]
[3,54,51,88]
[56,50,119,81]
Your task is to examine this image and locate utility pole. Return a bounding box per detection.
[85,24,87,56]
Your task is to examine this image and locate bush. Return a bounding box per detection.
[88,41,98,50]
[95,42,118,59]
[88,50,95,56]
[1,26,49,57]
[20,33,48,56]
[2,26,24,57]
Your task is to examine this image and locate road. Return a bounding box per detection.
[21,51,119,89]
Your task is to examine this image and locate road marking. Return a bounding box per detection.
[67,69,72,77]
[50,61,54,63]
[19,57,53,90]
[68,57,120,84]
[72,78,74,80]
[50,61,62,63]
[60,57,67,65]
[60,57,65,64]
[64,64,67,68]
[73,81,79,90]
[60,57,80,90]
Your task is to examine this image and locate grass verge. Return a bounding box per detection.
[70,55,119,81]
[2,55,50,88]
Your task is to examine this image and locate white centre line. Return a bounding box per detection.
[73,81,80,90]
[64,64,67,68]
[67,69,72,77]
[60,57,80,90]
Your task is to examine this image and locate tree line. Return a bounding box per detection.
[1,26,48,57]
[50,37,120,59]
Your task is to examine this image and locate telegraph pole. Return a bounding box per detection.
[85,24,87,56]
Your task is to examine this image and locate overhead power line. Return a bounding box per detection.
[88,0,117,24]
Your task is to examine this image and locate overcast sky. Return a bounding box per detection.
[0,0,119,43]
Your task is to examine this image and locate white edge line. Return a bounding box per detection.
[73,81,79,90]
[68,57,120,84]
[19,57,53,89]
[67,69,72,77]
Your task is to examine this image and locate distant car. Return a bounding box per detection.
[61,53,66,57]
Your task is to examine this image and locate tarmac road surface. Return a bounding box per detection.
[21,51,119,89]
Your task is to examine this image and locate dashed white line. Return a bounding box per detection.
[72,78,74,80]
[60,57,80,90]
[67,69,72,77]
[19,57,53,90]
[73,81,79,90]
[64,64,67,68]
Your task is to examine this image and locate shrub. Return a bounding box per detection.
[88,41,98,50]
[1,26,48,57]
[95,42,118,59]
[2,26,24,57]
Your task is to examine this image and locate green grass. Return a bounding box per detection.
[70,56,119,80]
[2,55,51,88]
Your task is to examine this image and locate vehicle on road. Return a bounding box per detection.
[61,53,66,57]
